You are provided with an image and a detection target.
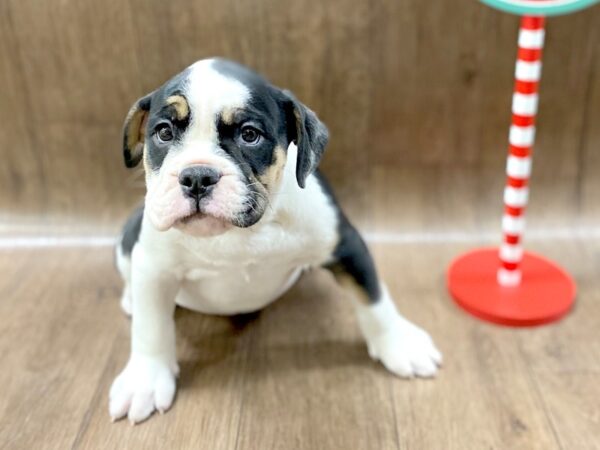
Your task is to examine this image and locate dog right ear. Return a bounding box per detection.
[282,90,329,189]
[122,93,153,168]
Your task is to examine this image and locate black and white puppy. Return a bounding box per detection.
[110,58,442,424]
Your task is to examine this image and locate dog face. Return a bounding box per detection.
[122,58,328,236]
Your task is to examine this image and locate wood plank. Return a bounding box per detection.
[525,9,600,232]
[0,2,43,217]
[578,8,600,226]
[0,249,122,449]
[531,371,600,449]
[1,0,144,232]
[3,240,600,448]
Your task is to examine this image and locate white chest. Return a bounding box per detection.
[171,223,329,314]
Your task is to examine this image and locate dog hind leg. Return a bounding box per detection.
[325,217,442,378]
[116,206,144,316]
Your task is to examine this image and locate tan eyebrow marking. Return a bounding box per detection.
[166,95,190,120]
[220,107,240,125]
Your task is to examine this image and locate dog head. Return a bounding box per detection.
[122,58,328,236]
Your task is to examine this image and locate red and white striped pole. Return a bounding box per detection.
[497,16,545,287]
[447,13,576,326]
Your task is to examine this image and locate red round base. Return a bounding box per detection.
[447,248,576,327]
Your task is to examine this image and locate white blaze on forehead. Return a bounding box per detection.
[184,60,251,142]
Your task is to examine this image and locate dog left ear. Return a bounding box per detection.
[122,93,153,168]
[283,91,329,188]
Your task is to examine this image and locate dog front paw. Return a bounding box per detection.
[367,321,442,379]
[109,355,178,424]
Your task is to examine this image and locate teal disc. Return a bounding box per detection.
[480,0,598,16]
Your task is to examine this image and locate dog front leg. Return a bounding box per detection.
[109,245,179,424]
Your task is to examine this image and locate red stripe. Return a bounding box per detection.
[518,47,542,62]
[515,80,539,94]
[505,205,524,216]
[501,261,519,270]
[507,177,528,188]
[509,145,532,157]
[512,114,535,127]
[505,234,521,245]
[521,16,545,30]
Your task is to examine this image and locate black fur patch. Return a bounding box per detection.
[319,173,381,303]
[120,205,144,255]
[282,91,329,188]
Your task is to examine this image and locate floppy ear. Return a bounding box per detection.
[283,91,329,188]
[122,93,153,168]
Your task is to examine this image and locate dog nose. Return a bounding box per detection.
[179,166,221,199]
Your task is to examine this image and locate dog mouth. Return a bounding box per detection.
[178,211,205,224]
[176,200,227,227]
[177,199,218,224]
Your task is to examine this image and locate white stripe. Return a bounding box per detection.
[502,215,526,234]
[355,226,600,245]
[497,268,522,287]
[507,156,532,178]
[3,227,600,250]
[512,93,538,116]
[0,236,116,249]
[518,29,545,49]
[500,243,523,263]
[1,224,598,249]
[504,186,529,207]
[352,226,600,245]
[509,125,536,147]
[515,60,542,82]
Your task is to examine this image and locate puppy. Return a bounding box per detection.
[110,58,441,424]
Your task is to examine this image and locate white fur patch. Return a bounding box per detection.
[109,353,178,424]
[354,285,442,378]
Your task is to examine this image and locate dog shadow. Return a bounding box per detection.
[174,269,377,390]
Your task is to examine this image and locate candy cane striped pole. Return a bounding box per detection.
[497,16,545,287]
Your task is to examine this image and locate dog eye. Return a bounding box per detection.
[155,124,173,143]
[240,126,261,145]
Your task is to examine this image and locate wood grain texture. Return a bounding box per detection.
[1,240,600,449]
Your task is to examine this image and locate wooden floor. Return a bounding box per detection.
[1,237,599,449]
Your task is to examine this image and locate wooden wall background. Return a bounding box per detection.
[0,0,598,237]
